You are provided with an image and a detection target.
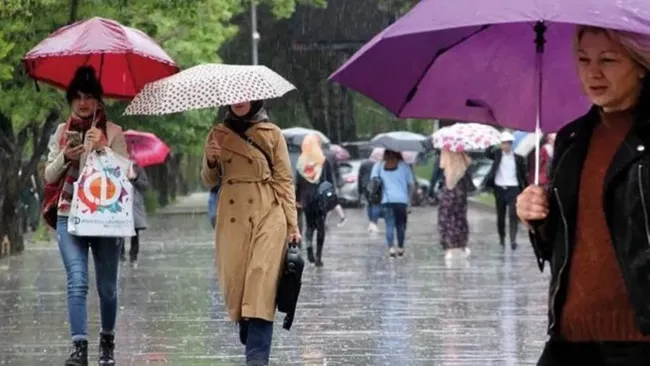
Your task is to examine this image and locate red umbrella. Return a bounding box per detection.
[124,130,170,167]
[23,17,179,99]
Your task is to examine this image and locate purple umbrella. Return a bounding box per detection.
[329,0,650,133]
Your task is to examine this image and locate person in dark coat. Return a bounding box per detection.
[517,25,650,365]
[358,159,380,232]
[120,162,149,267]
[484,131,528,250]
[295,134,335,267]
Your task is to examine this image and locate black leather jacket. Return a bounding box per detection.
[530,106,650,337]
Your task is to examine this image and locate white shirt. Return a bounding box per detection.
[494,151,518,187]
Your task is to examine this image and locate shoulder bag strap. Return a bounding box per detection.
[223,123,273,173]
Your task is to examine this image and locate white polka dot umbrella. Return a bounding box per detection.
[123,64,297,115]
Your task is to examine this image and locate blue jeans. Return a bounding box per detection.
[367,204,381,223]
[382,203,408,248]
[243,318,274,364]
[56,216,121,341]
[208,190,218,228]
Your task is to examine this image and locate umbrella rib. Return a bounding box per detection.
[396,24,491,116]
[124,53,138,96]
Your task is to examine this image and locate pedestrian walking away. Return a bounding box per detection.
[358,158,381,232]
[295,134,336,267]
[370,149,414,257]
[437,150,474,261]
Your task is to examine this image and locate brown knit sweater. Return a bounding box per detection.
[560,109,650,341]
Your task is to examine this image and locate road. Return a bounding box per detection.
[0,195,549,365]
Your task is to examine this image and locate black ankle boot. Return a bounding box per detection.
[65,340,88,366]
[306,246,315,263]
[98,333,115,365]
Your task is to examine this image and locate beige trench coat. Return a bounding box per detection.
[201,122,298,322]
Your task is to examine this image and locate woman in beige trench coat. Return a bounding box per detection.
[201,100,300,366]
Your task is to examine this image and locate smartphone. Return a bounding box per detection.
[66,131,83,147]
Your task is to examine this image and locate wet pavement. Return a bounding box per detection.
[0,196,549,365]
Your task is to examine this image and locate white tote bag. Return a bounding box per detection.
[68,148,136,237]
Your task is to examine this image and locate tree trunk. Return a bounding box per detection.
[158,161,169,207]
[168,155,178,202]
[326,83,338,142]
[341,86,357,142]
[0,157,25,257]
[0,111,59,258]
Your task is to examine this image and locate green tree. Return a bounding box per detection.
[0,0,318,256]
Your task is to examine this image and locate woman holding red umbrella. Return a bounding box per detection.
[43,66,128,366]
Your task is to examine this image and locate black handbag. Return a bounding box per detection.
[276,240,304,330]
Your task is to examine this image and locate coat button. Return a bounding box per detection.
[248,199,253,204]
[638,145,645,152]
[229,199,235,204]
[230,218,236,223]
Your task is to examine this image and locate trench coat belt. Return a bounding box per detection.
[225,177,272,185]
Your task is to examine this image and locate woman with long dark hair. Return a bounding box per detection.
[43,66,128,365]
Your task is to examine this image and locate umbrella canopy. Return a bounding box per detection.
[369,147,418,164]
[123,64,296,115]
[124,130,170,167]
[282,127,330,146]
[23,17,179,99]
[512,131,529,148]
[370,131,432,152]
[329,144,351,161]
[432,123,501,152]
[329,0,650,132]
[513,132,541,157]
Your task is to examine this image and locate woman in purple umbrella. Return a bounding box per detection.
[517,27,650,364]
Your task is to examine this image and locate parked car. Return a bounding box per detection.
[337,159,363,207]
[340,141,373,161]
[337,159,432,208]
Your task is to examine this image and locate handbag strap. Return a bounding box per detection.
[224,123,273,173]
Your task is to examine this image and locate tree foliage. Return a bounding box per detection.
[0,0,322,255]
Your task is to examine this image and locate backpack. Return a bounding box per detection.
[316,180,338,212]
[366,162,384,205]
[366,177,383,205]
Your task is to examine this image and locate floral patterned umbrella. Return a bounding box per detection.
[432,123,501,152]
[123,64,296,115]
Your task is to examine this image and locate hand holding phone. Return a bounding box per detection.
[64,131,84,161]
[65,131,82,147]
